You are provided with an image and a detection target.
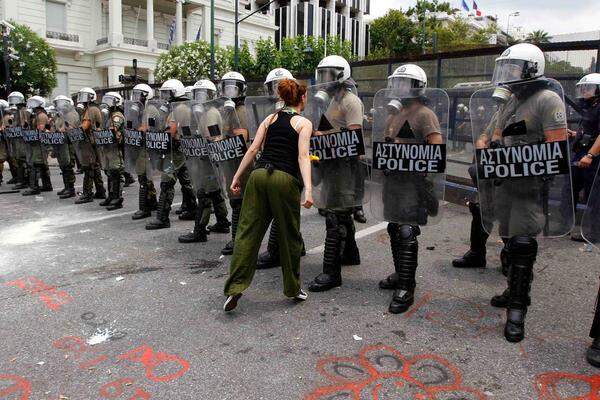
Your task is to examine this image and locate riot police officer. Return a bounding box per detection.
[7,91,29,190]
[0,99,12,185]
[126,83,158,220]
[179,79,231,243]
[145,79,197,230]
[568,73,600,241]
[471,43,572,342]
[374,65,447,313]
[52,95,77,199]
[75,87,106,203]
[96,92,125,210]
[22,96,52,195]
[216,71,250,255]
[306,55,365,292]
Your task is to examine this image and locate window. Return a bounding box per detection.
[46,1,67,33]
[364,24,370,55]
[51,72,68,99]
[275,8,281,48]
[276,6,289,49]
[307,3,314,36]
[297,4,304,36]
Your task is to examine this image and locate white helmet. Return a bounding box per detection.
[387,64,427,97]
[220,71,247,98]
[492,43,545,85]
[77,87,97,104]
[316,55,351,85]
[7,91,25,106]
[53,95,74,112]
[264,68,294,96]
[159,79,186,101]
[27,95,46,110]
[192,79,217,102]
[101,91,123,108]
[132,83,154,102]
[576,73,600,99]
[184,86,194,100]
[0,99,9,112]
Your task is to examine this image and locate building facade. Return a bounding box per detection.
[0,0,277,96]
[271,0,370,58]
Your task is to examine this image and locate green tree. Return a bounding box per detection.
[369,9,419,58]
[155,40,233,82]
[254,38,280,78]
[432,17,496,52]
[238,41,255,78]
[0,22,57,97]
[526,30,551,44]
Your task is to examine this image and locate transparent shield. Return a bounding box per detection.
[202,97,247,200]
[92,106,120,170]
[40,114,69,165]
[582,166,600,249]
[305,82,368,209]
[59,104,95,167]
[368,88,449,225]
[469,79,574,238]
[123,100,147,176]
[143,99,172,178]
[180,100,221,193]
[244,96,279,141]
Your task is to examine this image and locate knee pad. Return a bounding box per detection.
[160,180,175,191]
[398,224,420,241]
[506,235,538,258]
[468,201,481,217]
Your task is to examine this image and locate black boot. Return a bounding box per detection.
[7,159,18,185]
[453,202,489,269]
[14,162,29,190]
[57,167,68,196]
[501,238,510,276]
[388,224,420,314]
[207,191,230,233]
[179,192,209,243]
[491,241,531,309]
[106,171,123,210]
[177,165,197,220]
[309,212,343,292]
[340,214,361,265]
[22,165,40,196]
[146,181,174,230]
[59,168,76,199]
[257,222,280,269]
[99,173,113,206]
[122,171,135,187]
[40,165,53,192]
[93,168,106,199]
[75,168,94,204]
[353,206,367,223]
[502,235,536,343]
[587,338,600,368]
[132,175,151,220]
[222,198,242,255]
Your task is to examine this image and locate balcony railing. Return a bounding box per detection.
[97,37,108,45]
[158,42,170,50]
[46,30,79,43]
[124,37,149,47]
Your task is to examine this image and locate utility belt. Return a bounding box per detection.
[573,132,597,152]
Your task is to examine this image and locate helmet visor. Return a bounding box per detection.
[576,83,600,99]
[131,89,148,103]
[492,59,528,85]
[77,91,95,104]
[387,77,421,96]
[159,89,173,101]
[264,81,278,97]
[316,67,344,85]
[101,94,120,107]
[193,88,214,102]
[8,95,23,106]
[221,80,243,98]
[54,98,72,111]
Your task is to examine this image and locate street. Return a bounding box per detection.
[0,169,599,399]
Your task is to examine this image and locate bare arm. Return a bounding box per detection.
[296,116,313,207]
[230,114,270,193]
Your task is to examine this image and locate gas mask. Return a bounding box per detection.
[314,90,331,105]
[192,103,204,115]
[492,86,511,104]
[76,103,85,111]
[159,104,169,114]
[224,99,236,111]
[386,99,403,114]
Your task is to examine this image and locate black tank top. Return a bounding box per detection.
[257,111,300,180]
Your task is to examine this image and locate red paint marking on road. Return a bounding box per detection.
[403,292,434,319]
[4,276,73,311]
[117,345,190,383]
[535,371,600,399]
[79,354,110,370]
[0,374,31,400]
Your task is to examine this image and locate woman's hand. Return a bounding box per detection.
[302,189,314,209]
[230,176,242,196]
[579,154,593,169]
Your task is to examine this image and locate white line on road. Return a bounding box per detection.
[306,221,387,255]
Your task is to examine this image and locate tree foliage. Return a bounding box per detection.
[155,40,232,82]
[369,9,419,58]
[0,22,57,97]
[526,30,552,44]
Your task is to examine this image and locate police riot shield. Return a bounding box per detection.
[123,100,146,176]
[40,109,70,166]
[202,97,247,199]
[22,114,44,166]
[3,110,21,159]
[469,79,573,238]
[179,100,220,194]
[244,96,279,141]
[304,82,368,209]
[60,104,96,167]
[92,106,120,170]
[369,88,449,226]
[144,99,172,177]
[582,167,600,249]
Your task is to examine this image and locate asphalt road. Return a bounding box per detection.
[0,170,599,399]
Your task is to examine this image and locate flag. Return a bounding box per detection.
[168,19,176,47]
[195,23,203,41]
[472,1,482,16]
[461,0,470,12]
